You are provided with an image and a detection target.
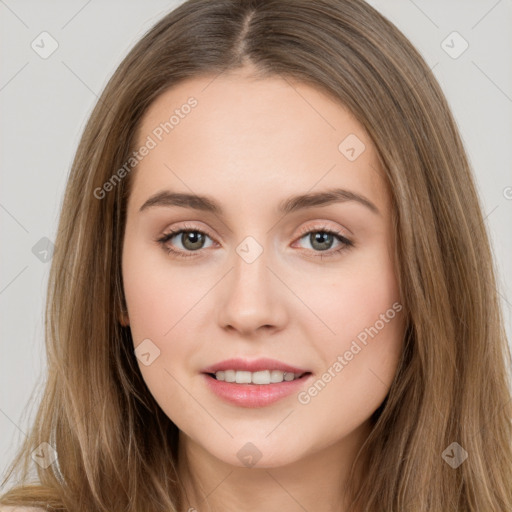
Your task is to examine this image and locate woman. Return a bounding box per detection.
[1,0,511,510]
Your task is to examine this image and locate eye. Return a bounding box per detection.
[157,223,215,259]
[293,224,354,259]
[156,222,354,259]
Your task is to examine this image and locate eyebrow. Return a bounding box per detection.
[139,188,380,216]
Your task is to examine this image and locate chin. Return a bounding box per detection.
[203,437,305,470]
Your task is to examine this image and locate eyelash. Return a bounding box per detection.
[156,222,354,260]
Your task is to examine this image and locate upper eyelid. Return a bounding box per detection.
[160,221,349,239]
[159,223,352,247]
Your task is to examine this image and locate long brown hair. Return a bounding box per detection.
[2,0,511,510]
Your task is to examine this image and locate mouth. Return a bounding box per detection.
[201,357,311,380]
[205,370,312,385]
[201,368,314,408]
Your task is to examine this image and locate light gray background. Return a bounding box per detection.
[1,0,511,480]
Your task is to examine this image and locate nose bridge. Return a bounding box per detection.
[217,233,287,333]
[231,233,274,303]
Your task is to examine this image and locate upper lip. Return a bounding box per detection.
[202,358,311,375]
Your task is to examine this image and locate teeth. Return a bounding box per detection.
[214,369,303,384]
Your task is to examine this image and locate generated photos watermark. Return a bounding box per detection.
[93,96,198,200]
[298,301,403,405]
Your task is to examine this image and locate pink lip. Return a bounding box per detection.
[201,357,310,375]
[202,373,313,408]
[201,358,313,408]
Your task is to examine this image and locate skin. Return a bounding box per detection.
[121,64,405,512]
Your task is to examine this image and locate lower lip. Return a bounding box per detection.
[202,373,313,408]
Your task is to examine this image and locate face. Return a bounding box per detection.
[121,66,404,469]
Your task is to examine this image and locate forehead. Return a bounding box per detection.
[137,70,367,151]
[129,71,388,216]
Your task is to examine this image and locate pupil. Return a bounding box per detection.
[183,231,204,250]
[311,232,332,251]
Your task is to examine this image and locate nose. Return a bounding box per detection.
[216,243,288,337]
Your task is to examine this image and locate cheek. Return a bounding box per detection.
[122,241,202,420]
[297,242,401,344]
[294,243,404,417]
[303,302,404,411]
[122,233,201,342]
